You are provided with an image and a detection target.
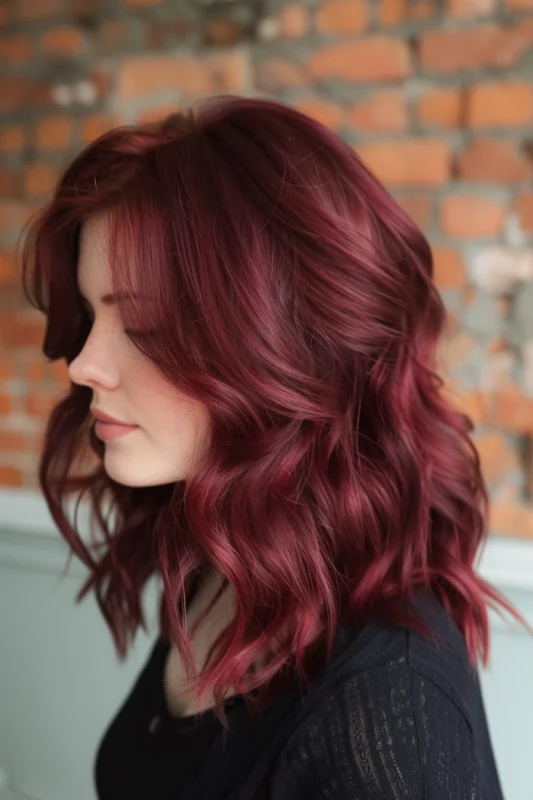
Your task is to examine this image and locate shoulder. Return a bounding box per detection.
[266,591,497,799]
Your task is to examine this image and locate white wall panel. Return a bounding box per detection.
[1,488,532,800]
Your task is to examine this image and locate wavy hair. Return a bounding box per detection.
[21,94,528,727]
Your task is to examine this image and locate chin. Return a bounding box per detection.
[103,456,184,488]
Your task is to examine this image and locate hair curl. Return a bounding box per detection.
[20,94,528,728]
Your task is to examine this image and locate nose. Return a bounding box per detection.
[68,326,120,390]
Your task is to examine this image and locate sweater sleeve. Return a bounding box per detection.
[267,658,481,799]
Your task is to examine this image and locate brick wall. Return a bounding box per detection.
[1,0,533,538]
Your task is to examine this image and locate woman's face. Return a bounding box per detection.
[68,213,211,488]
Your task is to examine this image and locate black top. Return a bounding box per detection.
[94,590,505,799]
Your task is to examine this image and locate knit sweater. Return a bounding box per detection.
[94,589,504,799]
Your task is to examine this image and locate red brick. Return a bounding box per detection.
[0,251,17,286]
[15,0,61,19]
[379,0,436,24]
[490,503,533,540]
[0,431,25,451]
[42,26,86,55]
[475,430,520,483]
[457,139,533,182]
[0,358,13,380]
[466,81,533,128]
[0,359,13,380]
[22,163,60,198]
[346,89,408,132]
[411,0,436,17]
[514,16,533,49]
[0,77,52,112]
[294,98,344,130]
[116,51,249,100]
[379,0,405,24]
[432,247,466,289]
[53,360,69,385]
[486,384,533,433]
[416,88,463,128]
[25,362,47,382]
[315,0,369,34]
[275,4,310,38]
[0,166,16,197]
[34,115,72,150]
[202,19,245,47]
[0,466,23,487]
[309,37,411,82]
[0,432,42,455]
[440,381,487,425]
[79,114,122,144]
[0,34,33,64]
[0,393,11,414]
[419,23,533,73]
[26,360,57,383]
[0,78,29,112]
[25,359,69,385]
[446,0,497,17]
[0,125,26,153]
[440,194,506,238]
[255,58,310,92]
[395,194,433,229]
[356,138,451,187]
[24,389,63,418]
[514,193,533,233]
[0,313,45,349]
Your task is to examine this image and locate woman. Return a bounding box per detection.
[21,95,526,799]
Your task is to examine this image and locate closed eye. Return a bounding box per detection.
[81,302,154,338]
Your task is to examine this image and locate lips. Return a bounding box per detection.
[90,407,138,441]
[93,420,138,441]
[90,407,134,425]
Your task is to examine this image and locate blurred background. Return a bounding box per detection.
[1,0,533,798]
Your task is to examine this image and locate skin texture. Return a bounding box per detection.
[69,212,233,716]
[162,568,238,717]
[68,213,212,489]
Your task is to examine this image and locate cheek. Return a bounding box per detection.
[134,368,210,439]
[130,361,182,411]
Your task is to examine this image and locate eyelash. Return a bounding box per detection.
[83,309,154,340]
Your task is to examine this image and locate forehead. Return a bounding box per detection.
[77,214,146,306]
[78,213,111,268]
[77,213,135,302]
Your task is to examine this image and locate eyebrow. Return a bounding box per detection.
[79,291,151,306]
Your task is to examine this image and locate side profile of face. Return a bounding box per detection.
[67,212,212,488]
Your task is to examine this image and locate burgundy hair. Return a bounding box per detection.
[21,94,529,727]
